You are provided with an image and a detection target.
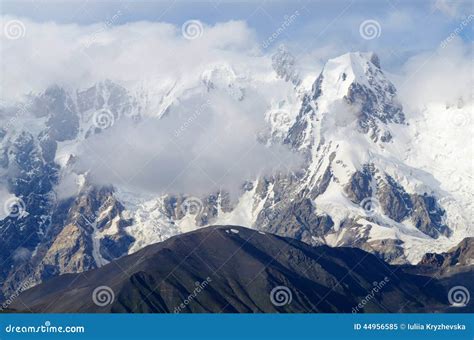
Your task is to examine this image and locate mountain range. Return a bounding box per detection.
[9,226,474,313]
[0,51,472,306]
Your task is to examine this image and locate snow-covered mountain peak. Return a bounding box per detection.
[286,52,405,152]
[201,63,239,86]
[317,51,381,100]
[200,63,246,100]
[271,45,302,87]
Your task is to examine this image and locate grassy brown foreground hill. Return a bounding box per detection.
[10,226,473,313]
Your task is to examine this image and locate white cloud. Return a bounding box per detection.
[0,16,260,102]
[433,0,462,18]
[0,16,308,198]
[74,87,302,196]
[0,187,16,220]
[396,38,473,110]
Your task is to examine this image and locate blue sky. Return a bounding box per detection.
[1,0,472,70]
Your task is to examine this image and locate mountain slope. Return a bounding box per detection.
[403,237,474,313]
[12,226,448,313]
[216,52,471,264]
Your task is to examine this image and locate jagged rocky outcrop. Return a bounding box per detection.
[343,167,449,239]
[0,81,140,301]
[402,237,474,312]
[1,185,133,301]
[418,237,473,269]
[0,130,59,301]
[272,45,301,87]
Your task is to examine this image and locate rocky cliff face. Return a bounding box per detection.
[0,81,138,301]
[419,237,474,269]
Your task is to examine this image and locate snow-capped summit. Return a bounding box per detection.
[287,51,405,152]
[316,52,382,101]
[249,52,470,264]
[271,45,302,87]
[201,63,246,101]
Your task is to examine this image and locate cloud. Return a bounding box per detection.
[0,16,307,198]
[396,38,473,109]
[74,87,302,196]
[1,14,471,199]
[0,187,16,220]
[0,16,260,102]
[432,0,471,18]
[55,172,83,200]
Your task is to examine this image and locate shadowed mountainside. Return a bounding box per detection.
[12,225,469,313]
